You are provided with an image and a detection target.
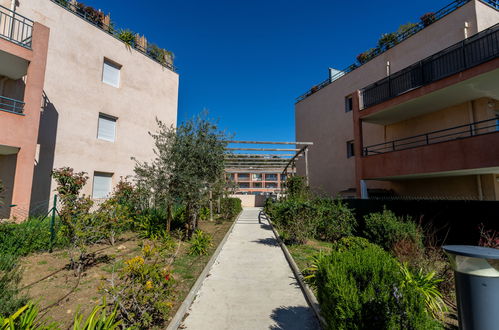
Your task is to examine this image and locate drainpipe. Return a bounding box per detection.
[468,101,475,135]
[464,21,469,39]
[477,175,484,201]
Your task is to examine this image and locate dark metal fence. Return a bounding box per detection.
[364,117,499,156]
[345,198,499,245]
[0,5,33,48]
[361,23,499,108]
[0,95,25,114]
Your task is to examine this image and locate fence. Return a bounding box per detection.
[361,23,499,108]
[363,117,499,156]
[0,4,33,48]
[345,198,499,245]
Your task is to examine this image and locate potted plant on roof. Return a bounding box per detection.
[356,48,377,65]
[420,12,436,27]
[117,29,135,49]
[378,32,399,51]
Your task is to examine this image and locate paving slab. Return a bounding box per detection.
[181,207,319,330]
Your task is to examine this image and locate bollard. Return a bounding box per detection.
[443,245,499,330]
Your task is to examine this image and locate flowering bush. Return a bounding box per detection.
[104,241,175,328]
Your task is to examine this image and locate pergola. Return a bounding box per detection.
[224,140,313,184]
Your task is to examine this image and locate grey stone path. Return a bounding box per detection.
[181,207,319,330]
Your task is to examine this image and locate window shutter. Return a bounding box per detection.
[102,60,121,87]
[93,173,113,199]
[98,115,116,142]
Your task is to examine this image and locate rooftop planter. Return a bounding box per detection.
[50,0,176,71]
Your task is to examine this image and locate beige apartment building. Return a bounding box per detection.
[0,0,178,218]
[295,0,499,200]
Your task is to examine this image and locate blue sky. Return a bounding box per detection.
[83,0,451,141]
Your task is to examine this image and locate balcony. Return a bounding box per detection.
[364,117,498,156]
[0,5,33,49]
[0,95,25,114]
[361,24,499,109]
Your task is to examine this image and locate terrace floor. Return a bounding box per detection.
[181,207,319,330]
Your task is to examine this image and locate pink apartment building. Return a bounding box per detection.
[0,0,179,219]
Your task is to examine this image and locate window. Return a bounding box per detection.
[238,182,250,188]
[280,174,287,181]
[347,140,355,158]
[265,182,278,189]
[345,95,353,112]
[238,173,250,181]
[97,114,117,142]
[92,172,113,199]
[265,173,278,181]
[252,182,262,188]
[252,173,262,181]
[226,173,235,181]
[102,59,121,87]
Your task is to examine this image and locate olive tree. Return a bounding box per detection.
[134,114,228,237]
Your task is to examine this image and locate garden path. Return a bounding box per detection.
[181,207,319,330]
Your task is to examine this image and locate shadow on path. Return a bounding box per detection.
[252,237,279,247]
[269,306,320,330]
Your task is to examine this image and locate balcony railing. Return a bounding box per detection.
[361,23,499,109]
[296,0,499,103]
[0,5,33,48]
[363,117,499,156]
[0,95,25,114]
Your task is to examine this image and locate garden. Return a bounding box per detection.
[264,176,498,330]
[0,116,242,329]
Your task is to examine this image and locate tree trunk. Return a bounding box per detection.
[166,202,172,232]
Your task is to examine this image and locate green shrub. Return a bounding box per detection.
[315,242,441,329]
[363,208,422,251]
[189,230,212,256]
[267,199,316,244]
[0,254,26,317]
[0,218,67,258]
[313,198,356,242]
[331,236,371,253]
[284,176,310,200]
[220,198,242,221]
[400,263,447,320]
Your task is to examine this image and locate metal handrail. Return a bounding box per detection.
[49,0,176,72]
[296,0,498,103]
[0,5,34,48]
[363,117,499,156]
[361,23,499,109]
[0,95,25,114]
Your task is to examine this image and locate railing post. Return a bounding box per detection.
[392,141,396,151]
[425,134,430,145]
[469,123,474,136]
[49,195,57,253]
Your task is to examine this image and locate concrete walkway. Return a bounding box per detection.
[181,208,319,330]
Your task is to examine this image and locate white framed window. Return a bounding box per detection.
[102,59,121,88]
[97,113,117,142]
[92,172,113,199]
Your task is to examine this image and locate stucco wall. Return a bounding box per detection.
[295,0,496,196]
[230,194,267,207]
[13,0,179,209]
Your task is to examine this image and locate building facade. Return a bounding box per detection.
[295,0,499,200]
[226,170,288,195]
[0,0,179,218]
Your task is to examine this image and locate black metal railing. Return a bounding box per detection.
[296,0,498,103]
[363,117,499,156]
[361,24,499,109]
[0,5,33,48]
[49,0,176,72]
[0,95,25,114]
